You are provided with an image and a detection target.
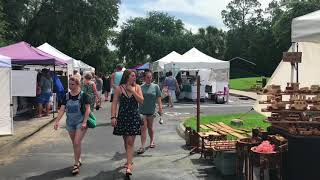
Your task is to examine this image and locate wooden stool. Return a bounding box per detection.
[248,149,282,180]
[236,138,261,180]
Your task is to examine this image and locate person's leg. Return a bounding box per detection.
[73,129,87,165]
[68,131,76,161]
[146,116,155,146]
[45,103,50,116]
[125,135,135,174]
[139,116,147,152]
[37,103,43,117]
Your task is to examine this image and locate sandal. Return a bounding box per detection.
[149,144,156,148]
[123,162,133,168]
[137,147,145,154]
[72,164,80,175]
[126,167,133,176]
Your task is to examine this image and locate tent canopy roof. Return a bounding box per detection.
[0,41,65,65]
[37,43,74,63]
[164,47,229,70]
[0,54,11,67]
[136,62,150,70]
[182,47,226,63]
[152,51,182,72]
[292,10,320,43]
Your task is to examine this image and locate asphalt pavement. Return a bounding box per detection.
[0,96,253,180]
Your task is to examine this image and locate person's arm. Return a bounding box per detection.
[157,97,163,115]
[81,98,91,130]
[156,85,163,114]
[175,79,180,92]
[92,83,99,99]
[128,85,144,104]
[111,86,121,127]
[54,105,65,130]
[110,73,115,89]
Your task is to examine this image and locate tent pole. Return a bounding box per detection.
[196,75,200,133]
[296,43,299,83]
[53,62,55,119]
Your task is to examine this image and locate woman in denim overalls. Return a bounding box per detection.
[54,76,91,175]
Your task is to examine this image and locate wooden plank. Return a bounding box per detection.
[211,123,248,139]
[200,124,210,130]
[208,123,229,135]
[217,122,246,134]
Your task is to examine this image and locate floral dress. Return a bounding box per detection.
[82,82,96,111]
[113,86,141,136]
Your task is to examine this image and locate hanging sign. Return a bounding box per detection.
[283,52,302,63]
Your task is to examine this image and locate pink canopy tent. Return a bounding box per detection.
[0,41,65,65]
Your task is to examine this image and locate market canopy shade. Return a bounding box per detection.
[292,10,320,43]
[37,43,74,63]
[136,62,150,70]
[164,47,229,70]
[0,41,65,65]
[152,51,182,72]
[0,54,11,67]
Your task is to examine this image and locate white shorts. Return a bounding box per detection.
[168,90,175,97]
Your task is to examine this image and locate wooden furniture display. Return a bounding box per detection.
[236,137,262,179]
[259,83,320,136]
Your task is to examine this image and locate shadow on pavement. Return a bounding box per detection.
[95,122,112,127]
[25,167,73,180]
[83,166,129,180]
[111,151,126,161]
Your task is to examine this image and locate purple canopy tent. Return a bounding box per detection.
[0,41,65,65]
[0,41,66,119]
[136,62,150,70]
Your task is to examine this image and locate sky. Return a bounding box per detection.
[117,0,274,33]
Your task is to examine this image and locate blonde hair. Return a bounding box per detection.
[69,76,80,85]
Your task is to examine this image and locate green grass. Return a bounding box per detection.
[184,113,269,139]
[229,77,268,91]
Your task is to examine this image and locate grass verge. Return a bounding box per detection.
[229,77,268,91]
[184,113,269,133]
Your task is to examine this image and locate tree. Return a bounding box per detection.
[0,0,8,46]
[221,0,263,29]
[114,11,188,67]
[193,26,226,59]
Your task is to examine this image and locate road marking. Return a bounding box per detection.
[170,104,253,109]
[164,112,191,116]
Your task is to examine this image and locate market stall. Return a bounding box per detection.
[253,10,320,180]
[0,41,66,117]
[0,55,13,135]
[164,48,229,101]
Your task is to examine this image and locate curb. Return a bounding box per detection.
[176,121,186,140]
[229,93,256,100]
[0,117,56,155]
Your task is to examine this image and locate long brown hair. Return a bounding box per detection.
[120,69,136,85]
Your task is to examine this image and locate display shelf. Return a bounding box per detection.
[261,108,320,113]
[265,120,320,124]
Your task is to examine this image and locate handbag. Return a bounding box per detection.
[80,92,97,128]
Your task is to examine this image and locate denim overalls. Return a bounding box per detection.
[65,92,84,132]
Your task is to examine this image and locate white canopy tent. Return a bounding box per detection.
[37,43,74,76]
[152,51,182,72]
[0,54,13,135]
[37,43,95,75]
[164,48,229,70]
[255,10,320,115]
[164,48,230,94]
[292,10,320,43]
